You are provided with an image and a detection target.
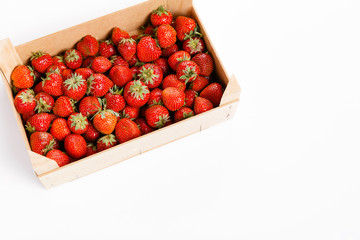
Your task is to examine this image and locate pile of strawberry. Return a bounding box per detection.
[10,6,224,167]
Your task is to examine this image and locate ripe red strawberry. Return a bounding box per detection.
[175,16,196,41]
[90,56,112,73]
[130,66,139,79]
[183,37,205,56]
[99,40,116,58]
[168,51,191,71]
[109,65,133,87]
[30,51,53,74]
[124,80,150,108]
[46,65,62,76]
[162,44,179,58]
[52,55,67,70]
[67,113,89,134]
[145,105,170,128]
[50,118,71,141]
[84,143,97,157]
[63,73,87,100]
[121,106,140,120]
[11,65,34,89]
[53,96,75,118]
[143,24,155,35]
[174,107,194,122]
[21,110,36,123]
[97,134,118,152]
[138,63,163,89]
[62,69,73,80]
[104,86,126,112]
[147,88,163,106]
[162,87,185,111]
[86,74,113,97]
[150,5,173,27]
[49,113,57,123]
[74,68,94,80]
[76,35,99,57]
[79,96,100,117]
[192,53,214,77]
[176,60,200,84]
[30,131,55,155]
[64,49,83,69]
[111,27,130,46]
[110,55,129,68]
[33,82,43,95]
[14,89,36,115]
[156,24,177,48]
[189,75,209,92]
[81,56,95,68]
[64,134,87,159]
[134,118,153,135]
[200,83,223,107]
[42,72,64,96]
[115,118,141,143]
[162,74,186,91]
[46,149,70,167]
[92,100,118,134]
[137,36,162,62]
[118,38,137,62]
[153,58,171,76]
[25,113,52,133]
[82,122,100,142]
[184,89,198,108]
[194,97,213,114]
[127,54,139,67]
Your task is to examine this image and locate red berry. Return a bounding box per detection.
[46,150,70,167]
[115,118,141,143]
[162,87,185,111]
[145,105,170,128]
[64,134,87,159]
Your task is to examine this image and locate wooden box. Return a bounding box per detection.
[0,0,241,188]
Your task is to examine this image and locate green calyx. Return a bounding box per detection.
[155,114,170,128]
[152,5,169,16]
[148,99,163,107]
[64,73,85,91]
[119,38,136,45]
[184,25,203,40]
[35,97,51,113]
[138,67,159,85]
[25,122,36,134]
[54,55,64,62]
[98,134,117,146]
[70,113,88,131]
[27,65,35,78]
[176,53,191,63]
[43,139,56,156]
[87,143,97,151]
[187,37,202,54]
[18,89,35,103]
[182,111,194,119]
[180,66,198,84]
[92,98,119,120]
[86,75,95,95]
[65,49,80,62]
[30,51,46,60]
[109,85,124,95]
[129,80,150,100]
[47,66,61,75]
[70,99,78,112]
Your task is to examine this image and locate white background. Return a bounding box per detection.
[0,0,359,239]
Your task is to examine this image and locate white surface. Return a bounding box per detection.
[0,0,359,239]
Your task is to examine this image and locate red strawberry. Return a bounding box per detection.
[184,89,198,108]
[63,73,87,100]
[162,43,179,58]
[182,37,205,56]
[11,65,34,89]
[145,105,170,128]
[50,118,71,141]
[74,68,94,80]
[111,27,130,46]
[64,134,87,159]
[30,51,53,74]
[86,74,113,97]
[53,96,75,118]
[52,55,67,70]
[194,97,213,114]
[156,24,177,48]
[134,118,153,135]
[64,49,83,69]
[46,149,70,167]
[130,66,139,79]
[49,114,57,123]
[115,118,141,143]
[175,16,196,41]
[147,88,163,106]
[76,35,99,57]
[14,89,36,115]
[153,58,171,76]
[79,96,100,117]
[109,65,133,87]
[110,55,129,68]
[97,134,118,152]
[42,72,64,96]
[162,74,186,91]
[143,24,155,35]
[123,80,150,108]
[162,87,185,111]
[200,83,223,107]
[46,65,62,76]
[137,36,162,62]
[118,38,137,62]
[81,56,95,68]
[30,132,55,155]
[176,60,200,84]
[174,107,194,122]
[168,51,191,71]
[121,106,140,120]
[21,110,36,123]
[127,54,139,67]
[192,53,214,77]
[92,100,118,134]
[99,40,116,58]
[104,86,126,113]
[62,69,73,80]
[189,75,209,92]
[67,113,89,134]
[33,82,43,95]
[25,113,52,133]
[138,63,163,89]
[85,143,97,157]
[150,5,173,27]
[82,122,100,142]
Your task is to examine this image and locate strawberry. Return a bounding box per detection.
[175,16,196,41]
[49,113,57,123]
[153,58,171,76]
[46,149,70,167]
[86,74,113,97]
[11,65,34,89]
[21,110,36,123]
[52,55,67,70]
[156,24,177,48]
[42,72,64,96]
[192,53,214,77]
[147,88,163,106]
[85,143,97,157]
[130,66,139,79]
[30,51,53,74]
[91,56,112,73]
[92,100,118,134]
[99,40,116,58]
[97,134,117,152]
[111,27,130,46]
[53,96,75,118]
[82,122,100,142]
[67,113,89,134]
[176,60,200,84]
[162,87,185,111]
[81,56,95,68]
[62,69,73,80]
[63,73,87,100]
[134,118,153,135]
[182,37,205,56]
[194,97,213,114]
[50,118,71,141]
[143,24,155,35]
[127,54,139,67]
[110,55,129,68]
[121,106,140,120]
[145,105,170,128]
[162,74,186,91]
[79,96,100,117]
[174,107,194,122]
[33,82,43,95]
[150,6,173,27]
[74,68,94,80]
[168,50,190,71]
[64,49,82,69]
[46,65,62,76]
[76,35,99,57]
[25,113,52,133]
[200,83,223,107]
[64,134,87,159]
[109,65,133,87]
[138,63,163,89]
[162,44,179,58]
[104,86,126,112]
[118,38,137,62]
[115,118,141,143]
[189,75,209,92]
[137,36,162,62]
[14,89,36,115]
[30,131,56,155]
[184,89,198,108]
[123,80,150,108]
